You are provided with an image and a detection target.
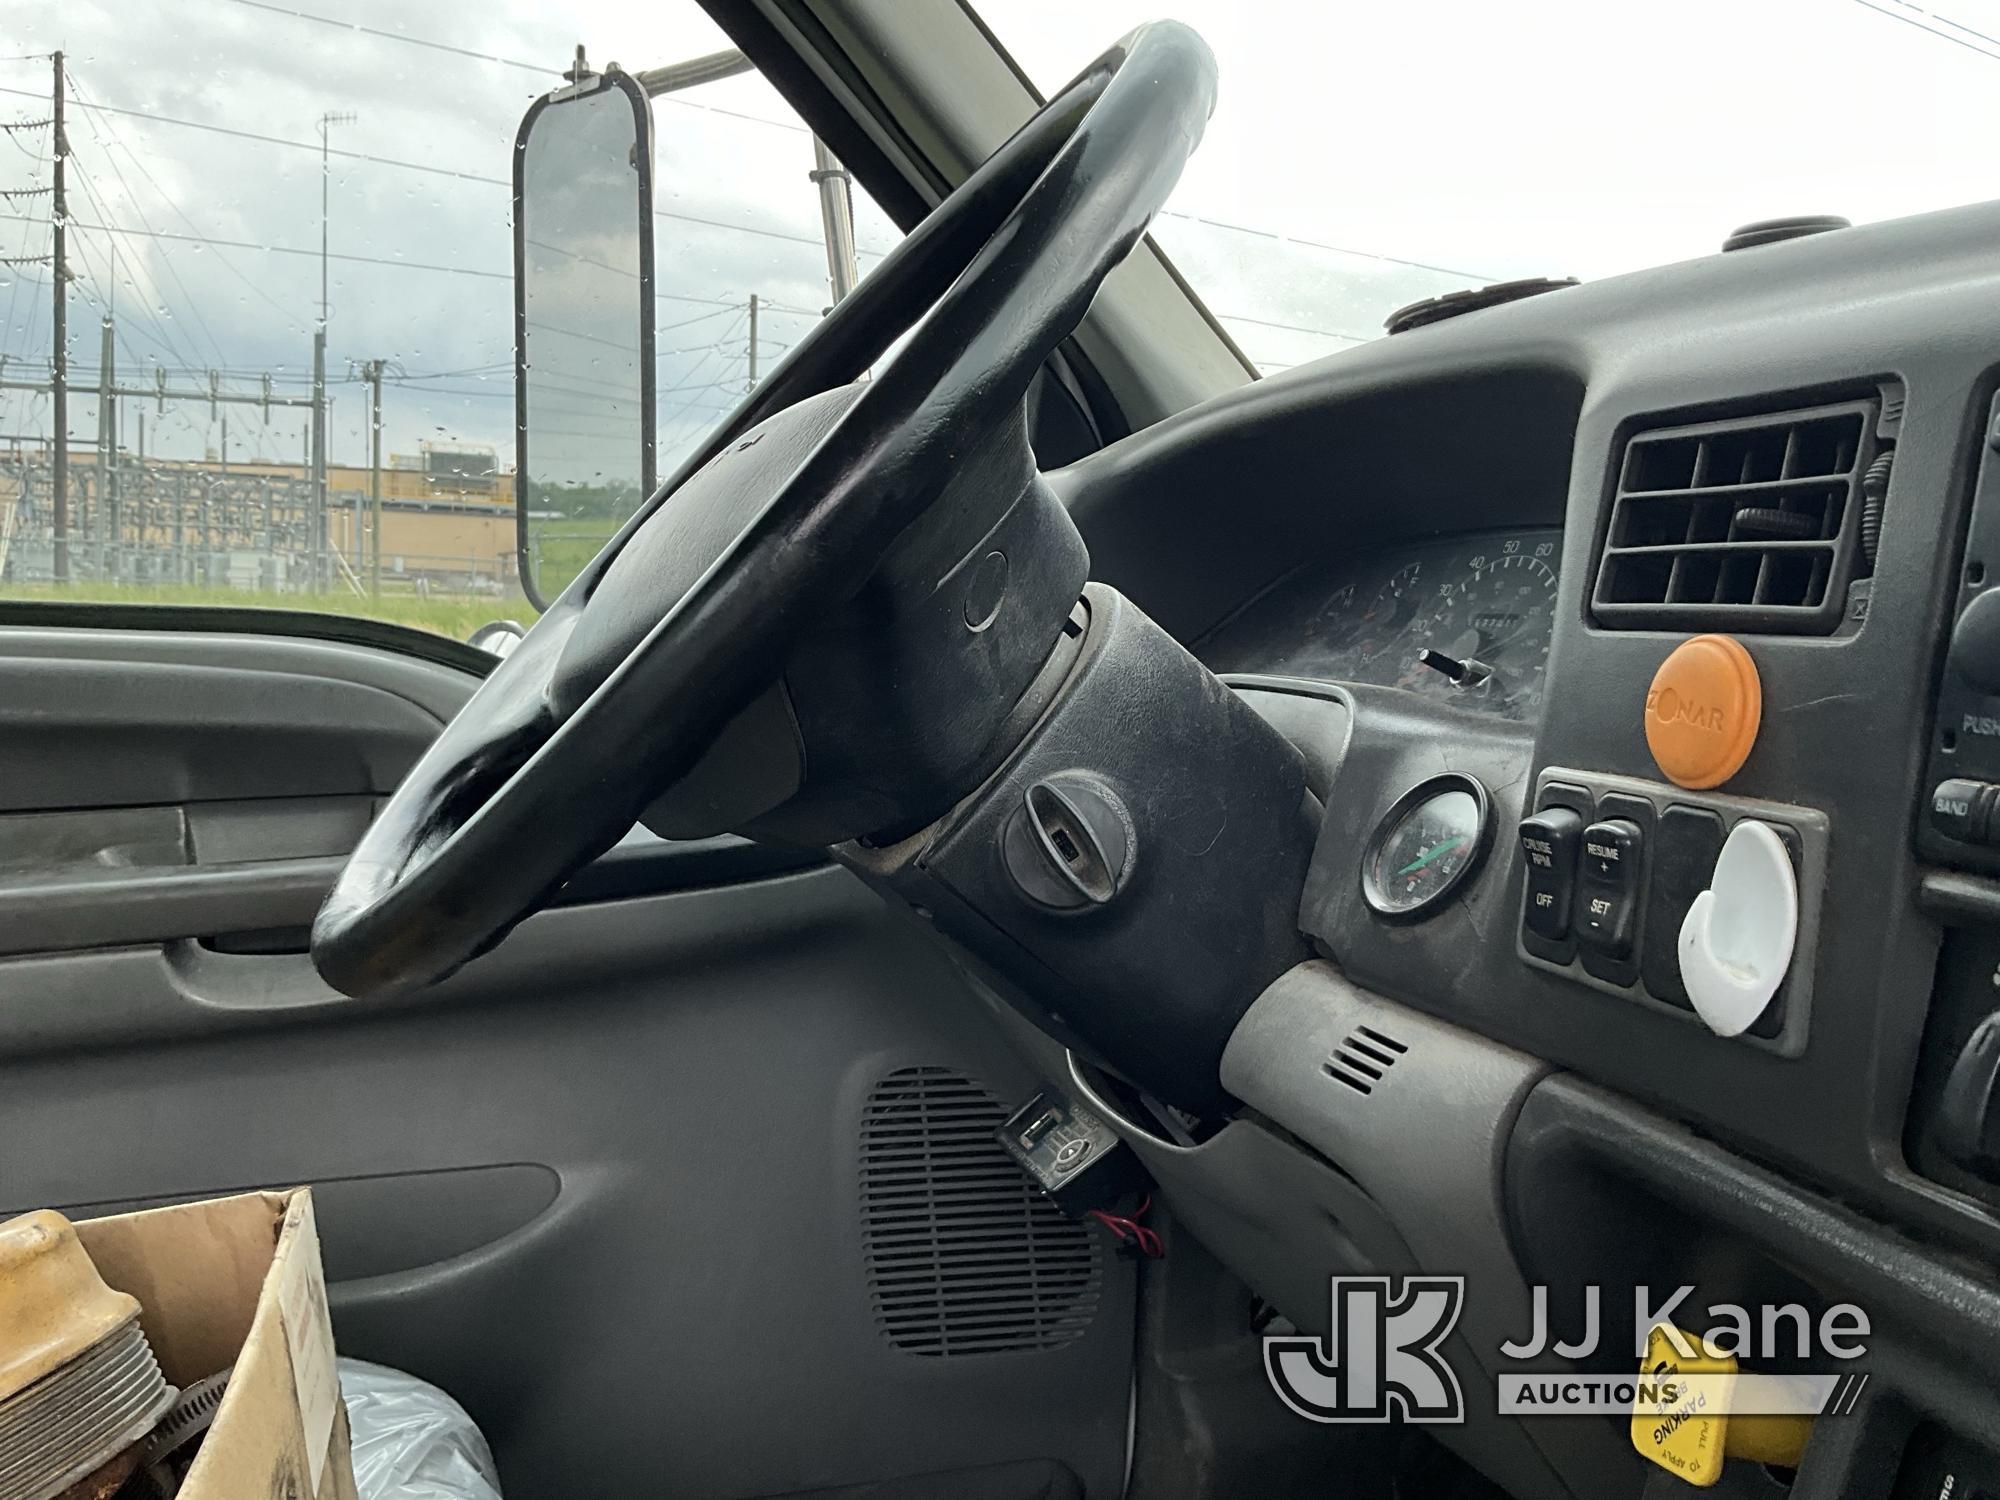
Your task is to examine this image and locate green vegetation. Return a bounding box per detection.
[528,519,623,600]
[0,583,535,642]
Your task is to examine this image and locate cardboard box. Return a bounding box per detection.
[73,1188,357,1500]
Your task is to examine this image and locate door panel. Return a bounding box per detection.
[0,624,1135,1498]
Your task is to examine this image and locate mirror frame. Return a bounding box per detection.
[511,65,658,610]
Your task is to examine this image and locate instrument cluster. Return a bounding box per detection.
[1200,530,1563,720]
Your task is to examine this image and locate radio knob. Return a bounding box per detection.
[1949,589,2000,694]
[1931,778,1996,844]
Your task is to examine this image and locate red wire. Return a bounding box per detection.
[1087,1200,1164,1258]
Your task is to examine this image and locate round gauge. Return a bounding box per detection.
[1294,579,1363,655]
[1361,774,1493,920]
[1352,561,1426,664]
[1400,542,1559,717]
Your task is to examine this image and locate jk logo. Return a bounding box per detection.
[1264,1276,1466,1424]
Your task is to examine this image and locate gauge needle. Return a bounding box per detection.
[1398,836,1466,876]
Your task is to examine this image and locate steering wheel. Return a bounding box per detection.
[311,22,1218,998]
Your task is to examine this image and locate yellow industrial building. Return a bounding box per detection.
[0,441,518,595]
[227,446,517,589]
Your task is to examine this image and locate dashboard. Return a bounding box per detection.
[1199,529,1562,719]
[1038,199,2000,1500]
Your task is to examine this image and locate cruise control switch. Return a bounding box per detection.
[1519,807,1583,942]
[1574,818,1644,959]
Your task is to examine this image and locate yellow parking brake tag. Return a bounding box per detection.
[1631,1324,1735,1487]
[1630,1324,1813,1487]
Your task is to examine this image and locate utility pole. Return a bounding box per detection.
[97,314,114,579]
[317,111,354,323]
[746,293,759,391]
[311,331,326,589]
[810,137,861,306]
[50,50,67,582]
[313,111,354,593]
[362,358,383,596]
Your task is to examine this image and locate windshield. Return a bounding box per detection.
[0,1,899,636]
[979,0,2000,372]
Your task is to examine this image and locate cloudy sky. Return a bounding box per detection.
[4,0,1999,473]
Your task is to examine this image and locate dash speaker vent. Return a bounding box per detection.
[1593,398,1883,633]
[860,1067,1102,1357]
[1323,1025,1408,1095]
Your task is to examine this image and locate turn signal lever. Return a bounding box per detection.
[1938,1012,2000,1174]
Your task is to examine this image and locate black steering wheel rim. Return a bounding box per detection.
[311,21,1219,999]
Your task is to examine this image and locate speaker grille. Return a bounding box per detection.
[860,1067,1102,1357]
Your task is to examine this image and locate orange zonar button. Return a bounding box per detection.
[1644,633,1762,789]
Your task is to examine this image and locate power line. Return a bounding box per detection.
[69,73,309,337]
[0,87,864,256]
[653,205,878,254]
[1156,210,1488,283]
[55,159,212,375]
[1851,0,2000,60]
[1215,310,1372,344]
[218,0,554,75]
[0,114,45,357]
[0,83,508,187]
[368,361,512,382]
[1920,3,2000,52]
[0,212,510,281]
[656,321,743,428]
[2,211,807,329]
[70,151,232,371]
[659,304,742,334]
[215,0,808,134]
[57,260,179,384]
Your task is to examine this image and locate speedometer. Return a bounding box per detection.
[1400,539,1559,718]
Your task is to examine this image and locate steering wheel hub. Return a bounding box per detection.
[546,384,866,722]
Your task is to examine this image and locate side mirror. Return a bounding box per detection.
[512,67,655,608]
[466,619,527,659]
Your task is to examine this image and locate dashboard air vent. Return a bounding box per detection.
[860,1066,1102,1357]
[1323,1025,1408,1095]
[1593,398,1883,633]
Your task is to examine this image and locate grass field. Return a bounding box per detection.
[0,582,535,642]
[0,519,627,640]
[530,521,622,600]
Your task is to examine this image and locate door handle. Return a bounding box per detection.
[0,857,342,957]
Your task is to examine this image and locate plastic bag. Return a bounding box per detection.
[340,1358,503,1500]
